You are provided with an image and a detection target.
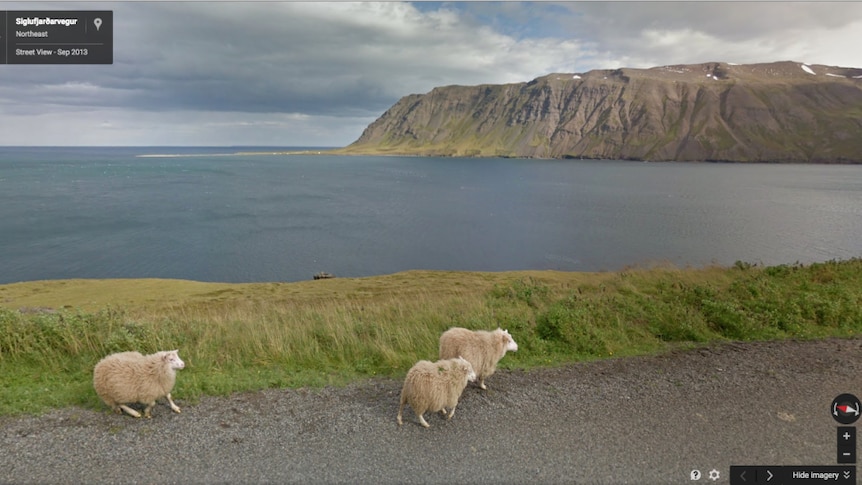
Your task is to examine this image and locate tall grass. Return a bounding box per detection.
[2,259,861,416]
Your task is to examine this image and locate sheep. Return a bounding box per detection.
[93,349,185,418]
[439,327,518,390]
[396,357,476,428]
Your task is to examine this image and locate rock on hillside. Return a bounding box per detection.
[340,61,862,162]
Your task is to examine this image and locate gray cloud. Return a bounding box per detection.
[552,2,862,68]
[1,1,860,146]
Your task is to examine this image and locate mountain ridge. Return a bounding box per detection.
[338,61,862,162]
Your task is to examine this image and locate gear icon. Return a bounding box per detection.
[708,469,720,481]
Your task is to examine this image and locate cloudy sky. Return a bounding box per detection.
[2,1,861,147]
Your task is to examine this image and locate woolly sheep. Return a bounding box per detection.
[93,349,185,418]
[397,357,476,428]
[439,327,518,390]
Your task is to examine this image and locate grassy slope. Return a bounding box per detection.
[2,260,861,416]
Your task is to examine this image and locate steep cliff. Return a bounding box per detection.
[340,61,862,162]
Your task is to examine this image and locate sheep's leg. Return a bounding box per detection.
[446,403,458,420]
[478,378,487,390]
[396,402,405,426]
[118,405,142,418]
[417,412,430,428]
[166,393,181,413]
[439,407,448,416]
[142,401,156,419]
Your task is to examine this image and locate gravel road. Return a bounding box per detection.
[2,337,860,484]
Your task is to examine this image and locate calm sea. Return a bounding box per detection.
[1,146,860,284]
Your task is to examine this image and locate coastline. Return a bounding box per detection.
[229,147,862,164]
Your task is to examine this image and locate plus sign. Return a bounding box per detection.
[844,432,852,440]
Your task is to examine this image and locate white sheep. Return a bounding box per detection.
[439,327,518,390]
[396,357,476,428]
[93,349,185,418]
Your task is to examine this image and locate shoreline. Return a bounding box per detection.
[177,148,862,164]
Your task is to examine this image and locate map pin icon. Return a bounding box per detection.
[94,18,102,31]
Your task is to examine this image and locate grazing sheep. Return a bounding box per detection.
[93,349,185,418]
[439,327,518,390]
[397,357,476,428]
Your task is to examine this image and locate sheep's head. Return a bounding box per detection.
[500,329,518,352]
[456,356,477,382]
[161,350,186,371]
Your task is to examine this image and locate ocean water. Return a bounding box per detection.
[1,146,861,284]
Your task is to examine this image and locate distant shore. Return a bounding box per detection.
[211,148,862,163]
[136,149,335,158]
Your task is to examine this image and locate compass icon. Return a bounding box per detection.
[832,393,862,424]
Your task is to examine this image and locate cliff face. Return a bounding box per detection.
[340,61,862,162]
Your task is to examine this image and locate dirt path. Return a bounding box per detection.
[2,337,860,484]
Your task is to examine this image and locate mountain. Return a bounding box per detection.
[339,61,862,162]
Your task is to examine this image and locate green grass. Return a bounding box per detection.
[2,260,862,416]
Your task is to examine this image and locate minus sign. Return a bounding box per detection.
[843,452,852,456]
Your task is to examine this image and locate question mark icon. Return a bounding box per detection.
[691,469,702,481]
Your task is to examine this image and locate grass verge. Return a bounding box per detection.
[1,259,861,416]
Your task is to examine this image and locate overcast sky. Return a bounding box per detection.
[2,1,861,147]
